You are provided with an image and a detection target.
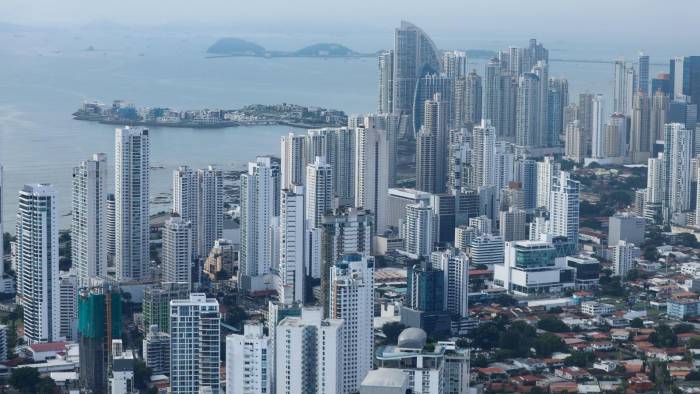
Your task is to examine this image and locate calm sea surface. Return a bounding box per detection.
[0,29,678,228]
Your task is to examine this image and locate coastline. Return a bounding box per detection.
[73,114,335,130]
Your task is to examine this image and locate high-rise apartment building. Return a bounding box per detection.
[662,123,693,224]
[630,92,651,163]
[548,77,569,146]
[115,127,150,282]
[550,172,580,248]
[499,208,527,242]
[226,324,271,394]
[329,254,374,393]
[320,208,373,315]
[401,201,435,259]
[275,307,343,394]
[16,184,60,344]
[378,50,394,114]
[280,133,308,189]
[142,282,190,333]
[240,156,279,292]
[305,156,333,230]
[72,153,108,286]
[59,270,78,341]
[278,185,305,304]
[162,216,193,286]
[471,120,497,188]
[638,53,650,96]
[170,294,221,394]
[432,248,469,318]
[173,166,223,258]
[590,95,606,159]
[613,241,640,279]
[355,123,390,232]
[516,72,541,147]
[536,156,560,209]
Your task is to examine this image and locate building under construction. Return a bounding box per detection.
[78,284,122,393]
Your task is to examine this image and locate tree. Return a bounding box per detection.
[9,367,54,393]
[469,322,501,350]
[493,294,518,307]
[471,354,489,368]
[534,333,567,357]
[687,336,700,349]
[537,316,569,333]
[673,323,694,334]
[35,378,57,394]
[564,351,595,368]
[498,321,537,358]
[599,276,625,297]
[673,233,699,248]
[382,322,406,345]
[224,306,248,329]
[649,324,678,348]
[630,317,644,328]
[134,360,152,391]
[686,370,700,381]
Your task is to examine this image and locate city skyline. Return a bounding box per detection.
[1,13,700,394]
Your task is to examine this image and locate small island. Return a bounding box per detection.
[73,100,348,129]
[205,37,498,60]
[206,38,376,58]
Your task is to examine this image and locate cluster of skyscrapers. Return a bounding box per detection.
[3,19,700,394]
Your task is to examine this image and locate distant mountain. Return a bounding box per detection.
[207,38,266,55]
[294,43,359,57]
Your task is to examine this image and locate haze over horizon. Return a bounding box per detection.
[1,0,698,53]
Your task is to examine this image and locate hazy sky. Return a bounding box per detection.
[1,0,698,50]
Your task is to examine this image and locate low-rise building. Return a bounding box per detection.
[667,298,700,320]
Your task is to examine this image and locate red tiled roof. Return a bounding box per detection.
[29,342,68,352]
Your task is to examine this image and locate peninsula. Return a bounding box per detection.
[73,100,348,129]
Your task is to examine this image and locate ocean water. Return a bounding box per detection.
[0,28,679,228]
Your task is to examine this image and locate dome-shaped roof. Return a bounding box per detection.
[397,327,427,349]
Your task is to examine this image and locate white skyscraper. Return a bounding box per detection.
[354,124,390,233]
[226,324,271,394]
[240,157,278,292]
[280,133,307,189]
[646,154,663,205]
[173,166,224,258]
[663,123,693,223]
[613,60,631,114]
[16,184,61,343]
[106,193,116,266]
[162,216,193,286]
[115,127,150,282]
[536,156,559,209]
[170,294,220,394]
[275,308,343,394]
[433,249,469,318]
[472,120,497,188]
[401,201,435,259]
[278,185,305,304]
[72,153,108,286]
[329,254,374,394]
[591,95,606,159]
[0,165,4,275]
[550,171,580,248]
[613,240,640,279]
[305,157,333,229]
[59,270,78,341]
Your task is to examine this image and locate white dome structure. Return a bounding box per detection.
[397,327,427,349]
